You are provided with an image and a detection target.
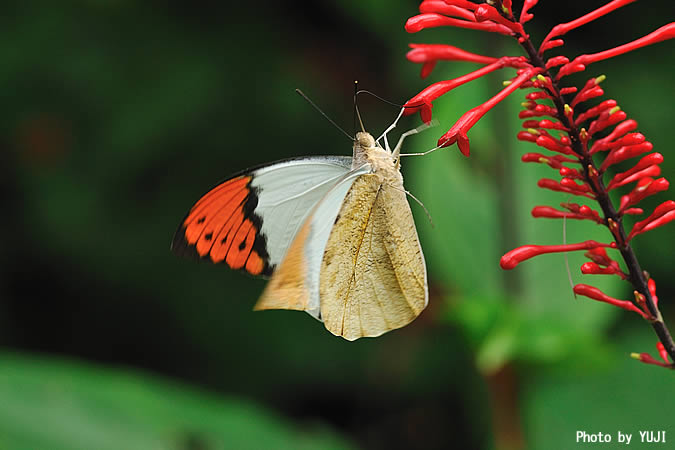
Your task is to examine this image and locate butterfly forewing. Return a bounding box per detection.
[171,156,354,277]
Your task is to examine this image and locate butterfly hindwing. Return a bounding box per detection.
[319,174,428,340]
[171,156,354,277]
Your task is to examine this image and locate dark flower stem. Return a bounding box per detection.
[517,31,675,364]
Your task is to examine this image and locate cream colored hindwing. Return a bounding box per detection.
[254,220,311,312]
[319,174,428,340]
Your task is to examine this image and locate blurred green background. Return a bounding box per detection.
[1,1,673,449]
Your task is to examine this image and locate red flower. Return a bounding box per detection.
[405,0,675,368]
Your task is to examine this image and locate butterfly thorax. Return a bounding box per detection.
[352,131,403,187]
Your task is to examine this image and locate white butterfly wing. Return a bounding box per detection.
[251,156,355,271]
[172,156,355,277]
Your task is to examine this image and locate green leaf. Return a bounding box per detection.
[0,352,354,450]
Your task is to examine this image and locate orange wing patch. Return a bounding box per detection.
[171,175,271,276]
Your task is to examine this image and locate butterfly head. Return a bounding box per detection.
[354,131,376,150]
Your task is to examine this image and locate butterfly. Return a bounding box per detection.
[171,111,429,340]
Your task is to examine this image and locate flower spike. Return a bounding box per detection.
[405,0,675,367]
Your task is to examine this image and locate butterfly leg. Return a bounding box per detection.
[392,120,439,164]
[377,107,405,152]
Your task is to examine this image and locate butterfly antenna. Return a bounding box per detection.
[295,89,353,141]
[355,89,404,108]
[353,81,366,133]
[353,81,357,135]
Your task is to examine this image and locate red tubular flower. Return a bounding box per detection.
[519,0,539,24]
[575,99,617,126]
[573,284,647,319]
[580,262,627,279]
[607,155,662,190]
[590,131,644,154]
[600,141,654,171]
[519,105,558,118]
[537,178,595,199]
[631,352,673,368]
[571,85,604,107]
[584,246,618,266]
[545,56,568,69]
[560,178,592,192]
[419,1,476,21]
[436,67,539,155]
[500,241,612,270]
[559,167,581,179]
[535,135,573,154]
[526,91,550,100]
[474,4,526,36]
[540,39,564,53]
[587,109,627,136]
[501,0,513,17]
[628,201,675,241]
[403,56,530,124]
[557,23,675,79]
[521,152,579,169]
[648,278,659,307]
[517,131,538,143]
[591,119,637,148]
[632,342,672,368]
[406,13,513,35]
[436,0,480,10]
[657,342,670,364]
[407,44,498,78]
[532,205,603,223]
[539,0,638,53]
[618,177,669,213]
[405,0,675,367]
[538,119,568,131]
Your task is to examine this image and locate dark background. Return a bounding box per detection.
[1,1,673,449]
